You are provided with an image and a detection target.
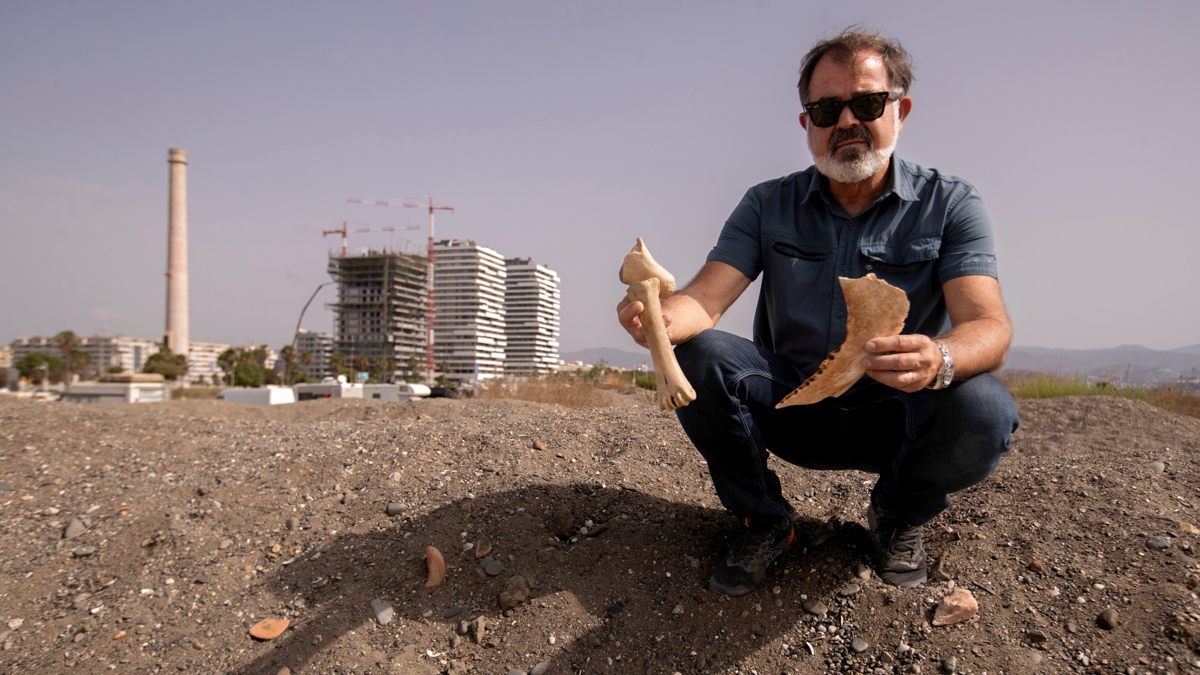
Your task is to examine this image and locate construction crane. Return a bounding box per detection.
[322,220,418,257]
[347,197,455,384]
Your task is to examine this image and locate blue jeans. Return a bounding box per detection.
[674,330,1019,527]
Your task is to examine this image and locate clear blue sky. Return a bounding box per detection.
[3,1,1198,353]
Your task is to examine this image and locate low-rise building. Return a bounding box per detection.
[295,329,334,381]
[188,341,232,385]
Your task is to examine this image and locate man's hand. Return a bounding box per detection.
[862,334,941,392]
[616,296,672,349]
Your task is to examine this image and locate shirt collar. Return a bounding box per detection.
[800,156,920,205]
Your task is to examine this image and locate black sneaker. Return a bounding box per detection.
[868,506,927,589]
[709,516,795,597]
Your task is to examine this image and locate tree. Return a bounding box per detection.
[217,348,238,385]
[330,352,347,379]
[279,345,297,385]
[437,360,451,388]
[405,356,420,383]
[300,350,314,377]
[68,350,92,380]
[354,356,370,377]
[106,365,124,374]
[16,353,64,383]
[143,347,188,381]
[54,331,80,381]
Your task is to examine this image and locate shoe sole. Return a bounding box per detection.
[878,567,927,589]
[708,577,755,597]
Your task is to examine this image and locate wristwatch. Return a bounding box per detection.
[928,341,954,390]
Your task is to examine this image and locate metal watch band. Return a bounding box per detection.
[929,341,953,390]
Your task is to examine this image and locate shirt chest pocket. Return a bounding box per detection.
[859,237,941,289]
[771,241,830,262]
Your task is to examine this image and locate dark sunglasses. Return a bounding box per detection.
[803,91,899,128]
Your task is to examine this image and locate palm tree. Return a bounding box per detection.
[54,330,80,382]
[279,345,297,385]
[217,348,239,386]
[354,356,370,378]
[329,352,347,379]
[300,351,314,379]
[68,350,92,381]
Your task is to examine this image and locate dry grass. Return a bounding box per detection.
[999,370,1200,421]
[477,375,614,409]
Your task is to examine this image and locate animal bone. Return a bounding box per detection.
[621,238,695,411]
[776,274,909,407]
[424,545,445,587]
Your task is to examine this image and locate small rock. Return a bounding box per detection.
[484,558,506,576]
[1027,629,1047,643]
[1027,560,1045,573]
[341,493,357,505]
[932,589,978,627]
[498,576,530,610]
[852,638,869,653]
[548,504,573,538]
[0,481,12,492]
[930,555,951,582]
[941,656,957,673]
[1147,461,1166,474]
[444,606,463,618]
[469,616,487,644]
[219,539,233,550]
[194,575,209,584]
[385,503,406,516]
[474,540,493,558]
[1065,620,1078,633]
[370,598,394,626]
[532,440,546,451]
[276,669,291,675]
[672,604,684,615]
[449,635,461,648]
[837,583,861,597]
[1096,607,1119,630]
[855,563,871,581]
[1147,536,1171,550]
[445,662,469,675]
[506,670,526,675]
[531,663,550,675]
[64,518,85,539]
[72,545,96,557]
[248,618,289,641]
[286,517,299,531]
[803,600,828,617]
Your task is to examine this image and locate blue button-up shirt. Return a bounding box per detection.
[707,157,999,379]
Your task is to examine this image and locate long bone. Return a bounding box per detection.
[620,238,697,411]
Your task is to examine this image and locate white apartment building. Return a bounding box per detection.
[295,329,334,381]
[433,239,507,382]
[504,258,561,374]
[0,345,11,370]
[188,341,231,384]
[9,335,159,378]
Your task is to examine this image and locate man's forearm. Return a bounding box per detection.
[659,292,718,345]
[938,316,1012,381]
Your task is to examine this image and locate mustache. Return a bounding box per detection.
[828,125,873,154]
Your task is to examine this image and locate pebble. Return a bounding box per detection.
[672,604,684,615]
[195,575,209,584]
[852,638,869,653]
[219,539,233,550]
[507,670,527,675]
[45,506,59,515]
[0,482,11,492]
[1096,608,1119,630]
[1065,620,1078,634]
[942,656,957,673]
[803,600,829,617]
[483,558,506,576]
[1147,461,1165,474]
[855,563,871,581]
[1027,560,1045,573]
[837,583,861,597]
[72,545,96,557]
[932,589,978,627]
[370,598,394,626]
[341,493,357,505]
[549,504,574,538]
[286,517,298,531]
[385,503,406,516]
[532,440,546,451]
[444,606,463,618]
[248,618,289,641]
[531,664,549,675]
[64,518,85,539]
[1146,536,1171,550]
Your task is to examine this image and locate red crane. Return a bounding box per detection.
[347,197,455,384]
[322,220,418,257]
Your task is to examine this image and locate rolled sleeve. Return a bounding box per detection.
[706,187,763,280]
[937,186,998,282]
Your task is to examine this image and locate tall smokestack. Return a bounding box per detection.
[165,148,189,357]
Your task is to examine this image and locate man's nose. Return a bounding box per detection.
[837,102,860,128]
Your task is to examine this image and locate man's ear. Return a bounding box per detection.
[799,112,808,131]
[898,96,912,123]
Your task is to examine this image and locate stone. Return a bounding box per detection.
[286,517,299,531]
[446,662,469,675]
[549,504,573,538]
[1027,560,1045,573]
[474,540,493,558]
[276,669,292,675]
[219,539,233,550]
[1097,608,1119,630]
[0,482,12,491]
[72,545,96,557]
[855,563,871,581]
[532,440,546,451]
[341,493,357,505]
[385,503,406,516]
[469,616,487,644]
[932,589,978,627]
[941,656,957,673]
[837,582,861,597]
[1027,629,1047,643]
[64,518,85,539]
[507,670,526,675]
[803,600,828,618]
[1147,536,1171,550]
[444,606,463,619]
[371,598,394,626]
[484,558,505,576]
[248,618,289,640]
[852,638,869,653]
[498,576,530,610]
[531,664,550,675]
[1147,461,1166,474]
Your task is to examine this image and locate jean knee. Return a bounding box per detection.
[945,373,1020,451]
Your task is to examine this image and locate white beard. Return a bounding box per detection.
[812,105,900,184]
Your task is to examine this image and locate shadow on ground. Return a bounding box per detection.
[231,485,873,675]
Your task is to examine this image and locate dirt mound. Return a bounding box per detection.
[0,395,1198,674]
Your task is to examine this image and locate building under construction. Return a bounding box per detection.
[326,250,428,373]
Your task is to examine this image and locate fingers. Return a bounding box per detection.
[865,367,934,392]
[864,334,929,353]
[616,297,648,347]
[862,333,940,392]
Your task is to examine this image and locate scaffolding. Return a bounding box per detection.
[326,250,428,375]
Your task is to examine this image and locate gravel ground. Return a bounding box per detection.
[1,392,1199,675]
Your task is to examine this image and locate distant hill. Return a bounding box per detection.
[1003,345,1200,384]
[560,347,652,370]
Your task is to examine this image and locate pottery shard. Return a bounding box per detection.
[498,575,530,610]
[932,588,978,627]
[248,618,290,640]
[425,546,446,587]
[777,274,909,407]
